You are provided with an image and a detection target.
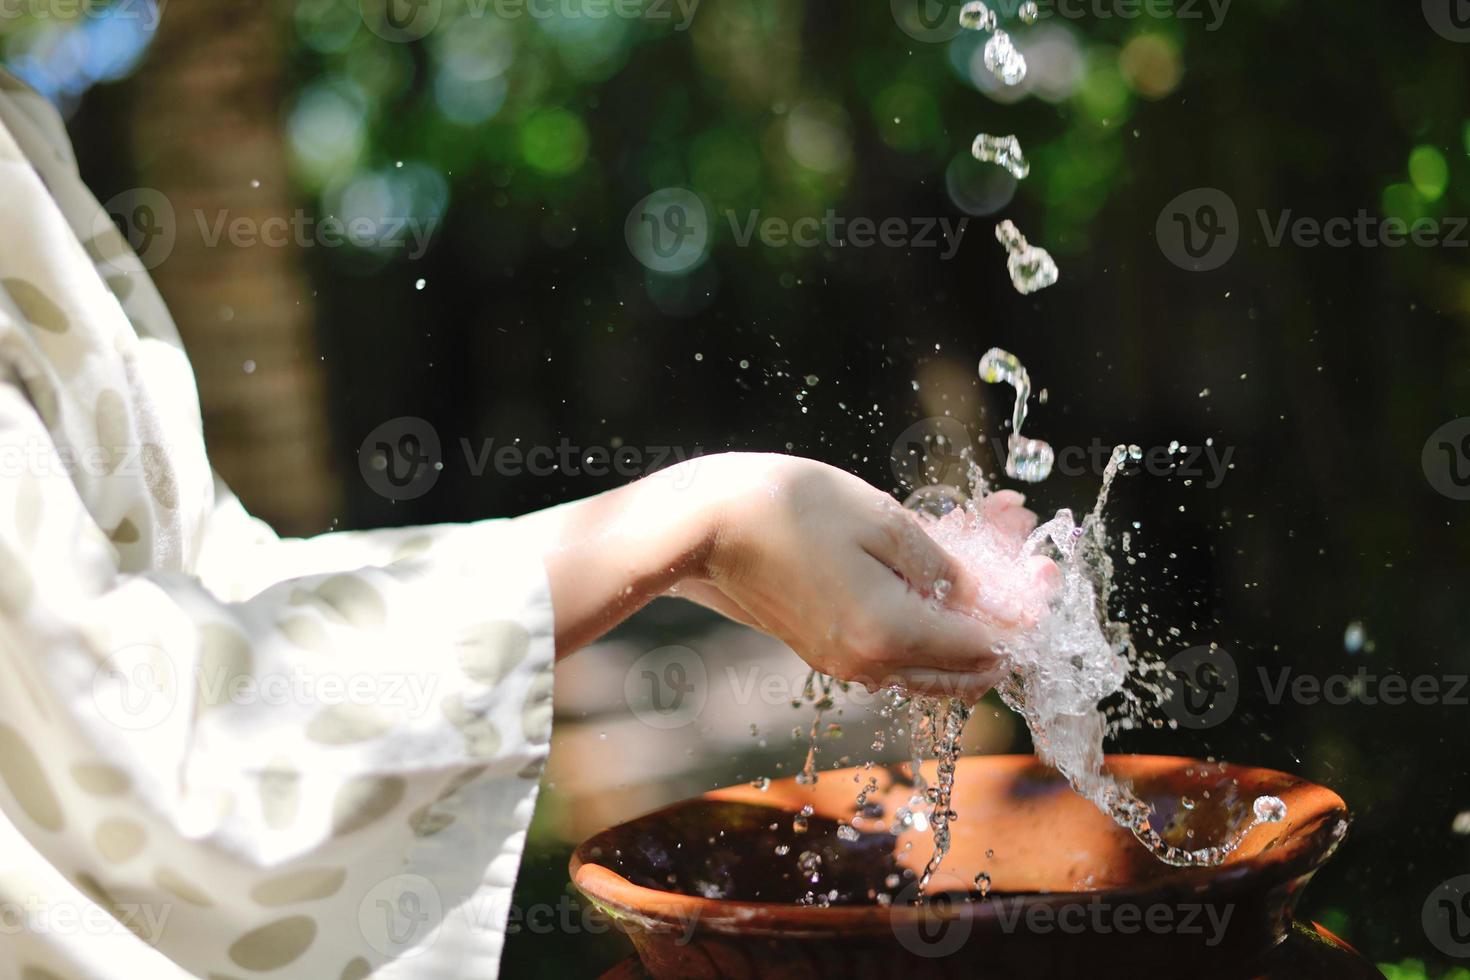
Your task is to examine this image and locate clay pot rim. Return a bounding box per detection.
[570,754,1349,938]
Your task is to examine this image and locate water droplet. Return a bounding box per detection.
[959,1,996,31]
[979,347,1055,482]
[1019,0,1038,23]
[1253,796,1287,824]
[983,30,1028,86]
[903,484,969,520]
[1343,621,1367,655]
[994,220,1058,295]
[971,133,1030,180]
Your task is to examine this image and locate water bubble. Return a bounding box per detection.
[971,133,1030,180]
[1019,0,1038,23]
[1253,796,1287,824]
[994,220,1058,295]
[903,484,969,520]
[798,850,823,880]
[959,1,997,31]
[837,824,860,842]
[1343,621,1367,655]
[774,843,790,856]
[751,777,771,791]
[1005,436,1054,483]
[983,30,1028,86]
[975,871,992,896]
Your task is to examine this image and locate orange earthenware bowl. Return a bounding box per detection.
[571,755,1366,979]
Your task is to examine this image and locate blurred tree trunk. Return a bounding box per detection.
[125,0,338,535]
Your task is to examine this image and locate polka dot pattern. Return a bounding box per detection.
[312,574,387,629]
[0,723,64,831]
[521,670,555,745]
[277,614,330,652]
[93,817,146,863]
[441,694,503,759]
[71,762,131,796]
[249,867,346,907]
[227,915,317,972]
[306,704,393,746]
[196,624,253,713]
[457,620,531,686]
[94,388,128,475]
[154,866,213,907]
[3,277,69,332]
[331,775,405,838]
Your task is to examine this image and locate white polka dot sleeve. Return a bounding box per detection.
[0,70,556,980]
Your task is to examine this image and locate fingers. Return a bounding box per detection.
[849,556,1008,673]
[980,488,1040,545]
[860,503,973,603]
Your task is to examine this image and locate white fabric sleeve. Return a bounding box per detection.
[0,379,557,978]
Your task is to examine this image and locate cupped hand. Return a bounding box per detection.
[670,454,1057,700]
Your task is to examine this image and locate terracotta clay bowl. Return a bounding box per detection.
[571,755,1361,979]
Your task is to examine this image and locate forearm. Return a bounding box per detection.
[534,459,719,657]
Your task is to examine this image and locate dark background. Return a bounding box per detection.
[6,0,1469,975]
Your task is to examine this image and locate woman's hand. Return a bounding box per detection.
[534,452,1056,700]
[669,455,1056,699]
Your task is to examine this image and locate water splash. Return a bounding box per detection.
[979,347,1055,482]
[995,220,1059,295]
[972,133,1030,180]
[983,30,1028,85]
